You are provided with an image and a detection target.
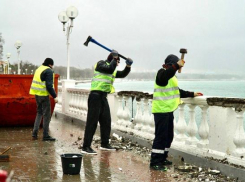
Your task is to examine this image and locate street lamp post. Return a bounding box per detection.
[14,41,22,74]
[58,6,78,80]
[25,68,27,75]
[6,53,11,74]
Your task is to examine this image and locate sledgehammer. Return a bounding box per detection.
[178,48,187,73]
[84,36,127,60]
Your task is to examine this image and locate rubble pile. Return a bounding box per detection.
[72,133,241,182]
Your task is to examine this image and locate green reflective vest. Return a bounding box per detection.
[91,63,117,93]
[29,65,54,96]
[152,75,181,113]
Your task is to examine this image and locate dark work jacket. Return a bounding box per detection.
[40,68,57,98]
[95,59,131,78]
[155,63,194,98]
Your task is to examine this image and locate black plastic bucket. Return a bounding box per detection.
[60,153,83,175]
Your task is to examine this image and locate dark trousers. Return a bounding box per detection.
[83,92,111,147]
[150,112,174,166]
[32,95,51,138]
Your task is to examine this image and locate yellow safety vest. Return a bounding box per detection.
[152,75,181,113]
[29,65,54,96]
[91,63,117,93]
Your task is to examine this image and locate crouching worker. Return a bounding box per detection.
[81,50,133,154]
[150,54,203,171]
[29,58,58,141]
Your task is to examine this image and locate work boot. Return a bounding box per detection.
[150,164,168,171]
[100,144,116,151]
[32,135,38,140]
[32,130,38,140]
[43,136,56,141]
[81,147,97,155]
[163,159,172,165]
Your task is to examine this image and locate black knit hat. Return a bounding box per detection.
[164,54,179,66]
[107,53,120,63]
[42,58,54,66]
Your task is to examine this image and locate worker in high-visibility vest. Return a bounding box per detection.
[150,54,203,171]
[81,50,133,155]
[29,58,58,141]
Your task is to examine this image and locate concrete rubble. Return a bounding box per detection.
[70,132,242,182]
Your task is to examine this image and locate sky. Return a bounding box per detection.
[0,0,245,75]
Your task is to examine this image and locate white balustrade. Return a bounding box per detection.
[56,81,245,168]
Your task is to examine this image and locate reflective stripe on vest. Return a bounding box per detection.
[151,75,180,113]
[91,63,117,93]
[29,65,54,96]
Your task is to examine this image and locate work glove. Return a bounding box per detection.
[194,92,203,97]
[111,50,119,60]
[126,58,133,66]
[54,98,58,103]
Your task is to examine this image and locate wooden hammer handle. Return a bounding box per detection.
[178,53,186,73]
[181,54,185,60]
[0,147,11,155]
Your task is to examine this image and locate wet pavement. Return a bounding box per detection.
[0,115,240,182]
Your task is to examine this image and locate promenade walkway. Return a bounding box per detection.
[0,115,238,182]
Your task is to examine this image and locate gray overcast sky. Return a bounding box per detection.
[1,0,245,74]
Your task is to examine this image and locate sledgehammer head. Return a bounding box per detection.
[180,48,187,54]
[84,36,92,46]
[178,48,187,73]
[180,48,187,60]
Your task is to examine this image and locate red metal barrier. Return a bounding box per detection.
[0,74,59,126]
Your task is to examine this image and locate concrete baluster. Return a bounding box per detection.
[84,93,88,117]
[134,99,143,137]
[124,96,134,133]
[116,95,124,130]
[142,98,151,139]
[120,96,130,132]
[133,99,141,134]
[149,99,155,140]
[81,93,86,116]
[74,91,79,114]
[71,91,76,113]
[186,104,198,146]
[68,91,74,113]
[198,105,209,148]
[138,98,148,138]
[232,109,245,157]
[175,104,187,143]
[61,80,76,114]
[56,87,62,110]
[77,92,81,115]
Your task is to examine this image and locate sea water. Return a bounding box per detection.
[76,80,245,98]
